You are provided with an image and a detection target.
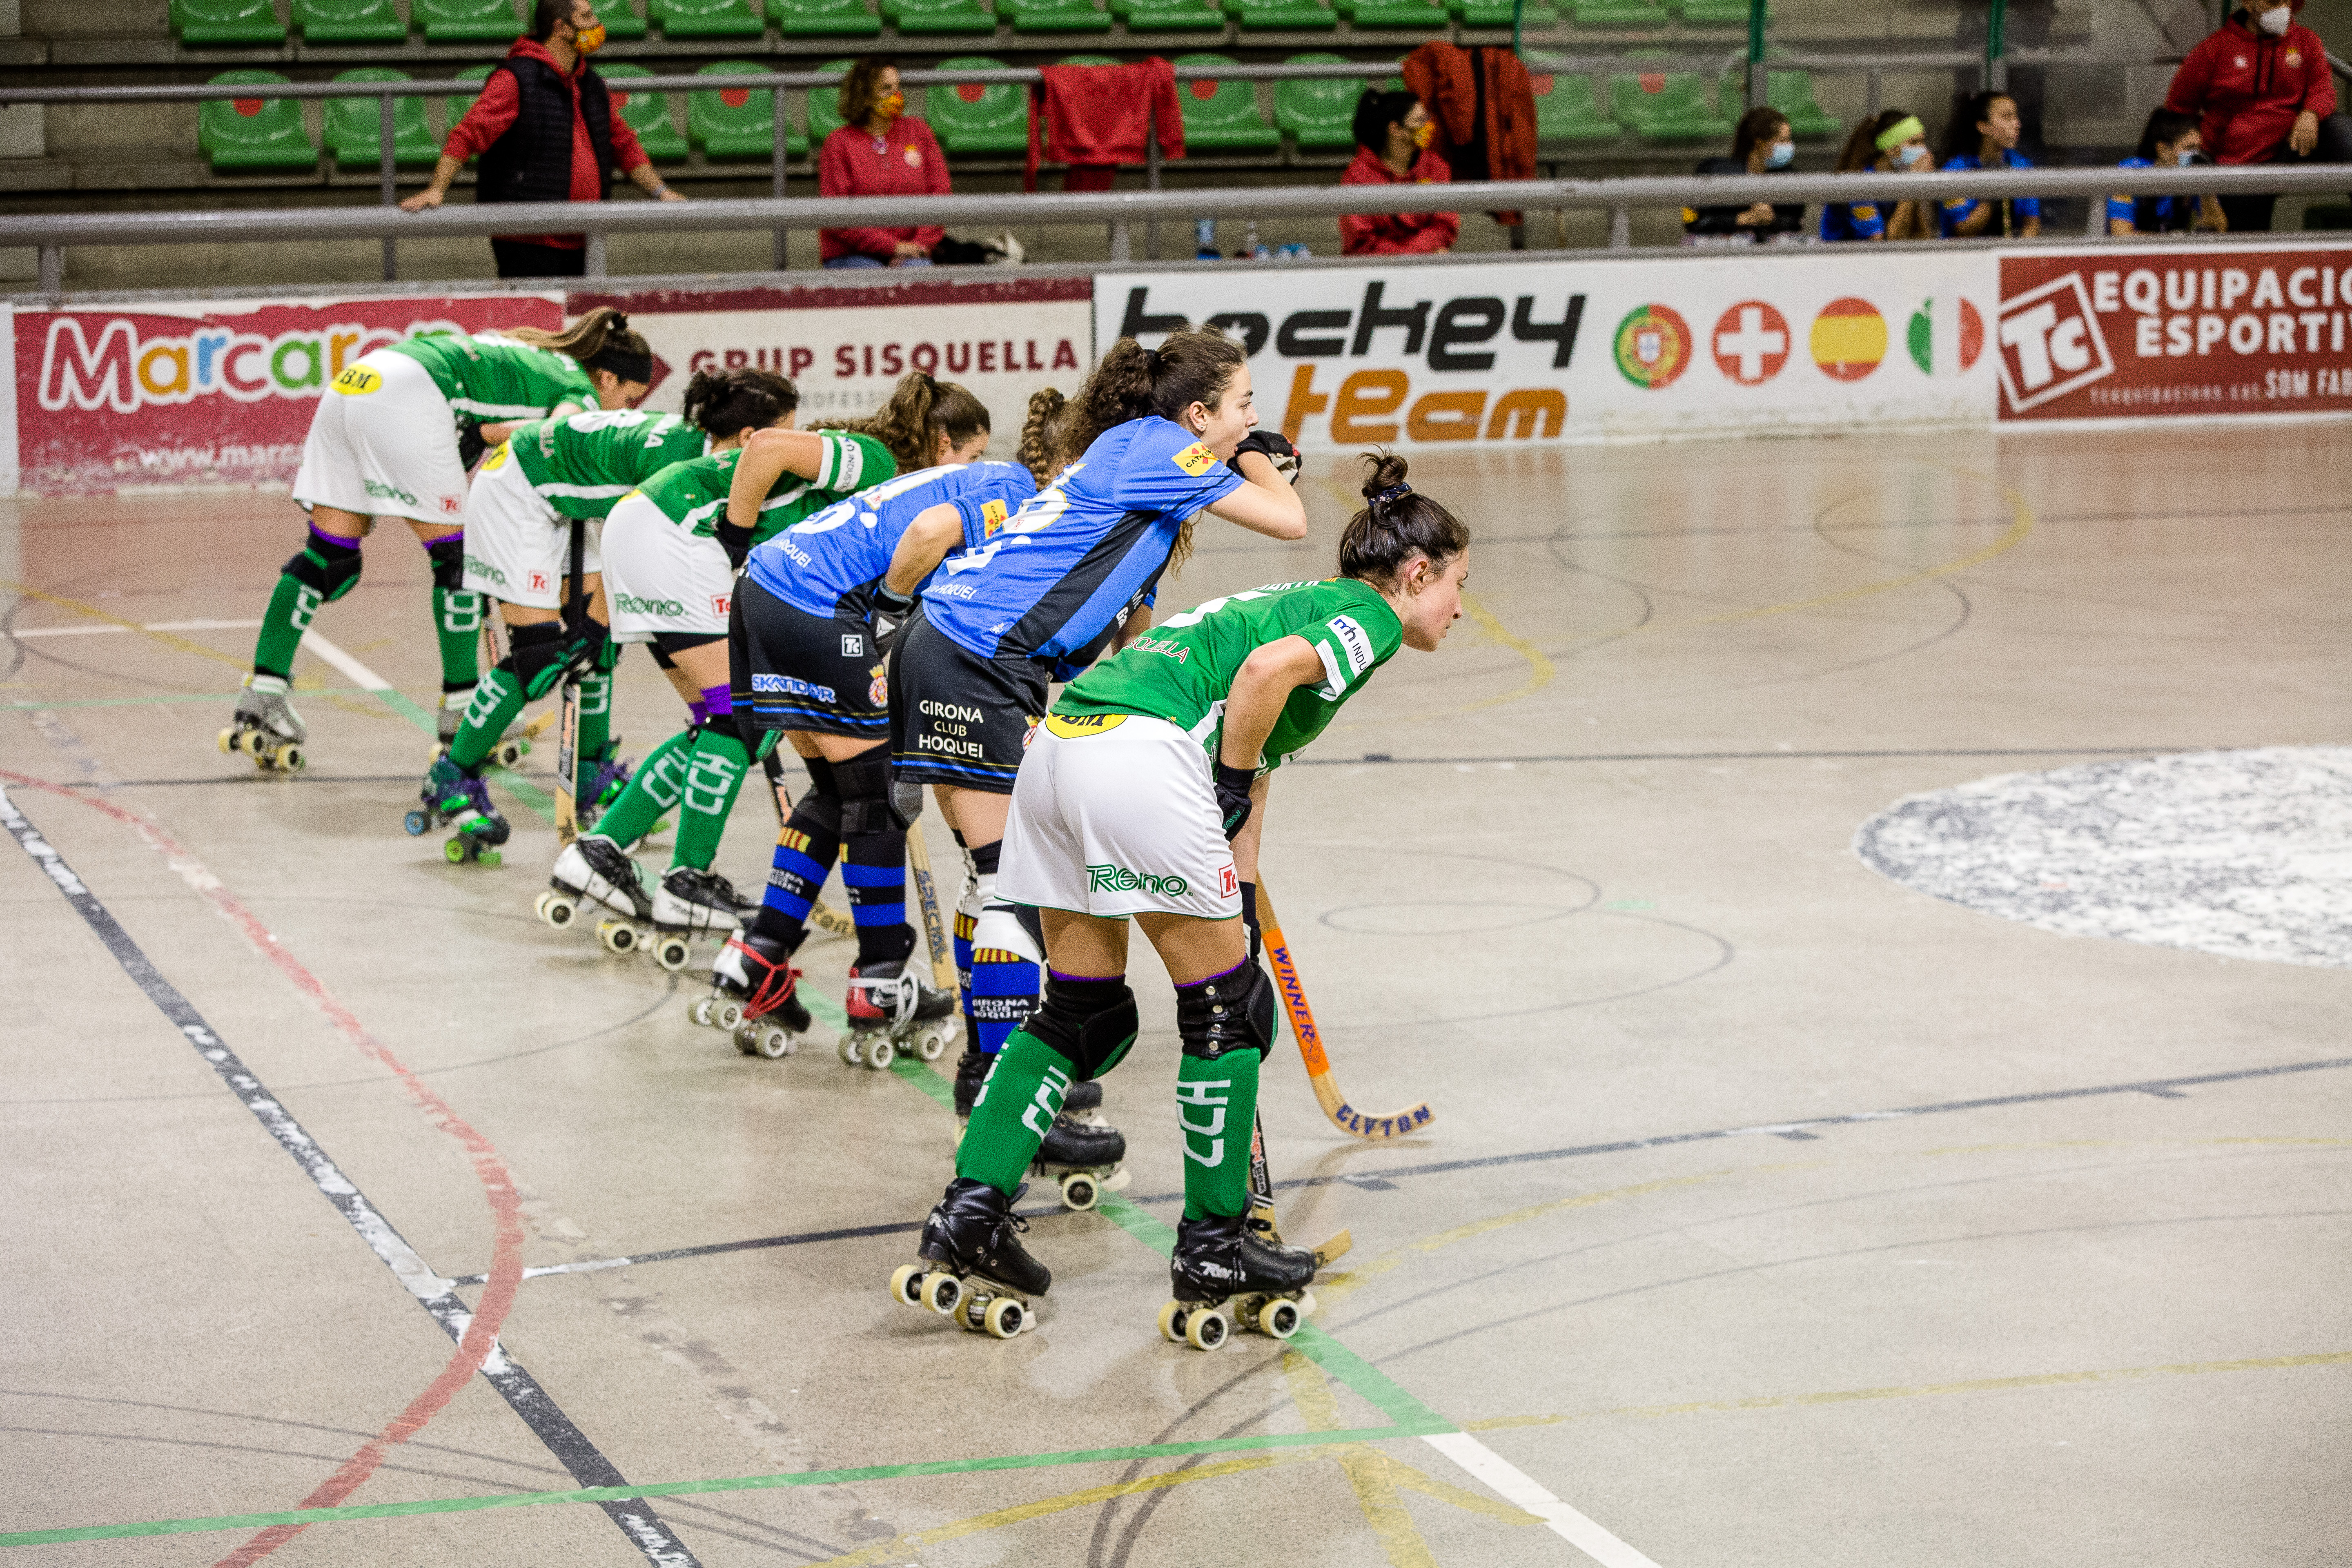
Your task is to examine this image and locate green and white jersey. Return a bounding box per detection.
[1056,577,1404,772]
[507,410,711,521]
[381,332,597,423]
[625,431,895,546]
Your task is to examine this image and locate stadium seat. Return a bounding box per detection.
[882,0,997,34]
[444,62,497,137]
[324,69,440,169]
[1450,0,1556,25]
[291,0,407,43]
[1173,53,1278,151]
[171,0,287,46]
[1345,0,1448,29]
[414,0,519,42]
[1000,0,1109,31]
[1612,53,1731,141]
[1531,70,1621,143]
[602,0,650,36]
[1717,60,1839,138]
[771,0,880,32]
[1566,0,1664,25]
[1118,0,1225,32]
[652,0,768,37]
[1226,0,1334,31]
[198,71,318,171]
[806,56,856,142]
[690,61,811,158]
[1671,0,1765,24]
[600,62,690,162]
[1274,53,1364,151]
[926,56,1030,152]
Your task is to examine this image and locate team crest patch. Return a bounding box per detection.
[981,498,1009,534]
[1022,714,1043,749]
[870,675,889,706]
[1170,441,1216,477]
[903,143,923,169]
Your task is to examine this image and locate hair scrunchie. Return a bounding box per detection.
[1372,482,1413,504]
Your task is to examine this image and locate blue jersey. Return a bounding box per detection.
[2107,157,2192,232]
[745,461,1036,620]
[1940,150,2039,235]
[1820,200,1886,242]
[920,416,1247,671]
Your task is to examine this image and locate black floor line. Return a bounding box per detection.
[0,784,703,1568]
[1301,745,2212,768]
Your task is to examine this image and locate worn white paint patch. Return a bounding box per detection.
[1856,746,2352,969]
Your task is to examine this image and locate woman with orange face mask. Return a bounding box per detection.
[819,57,954,269]
[1338,89,1458,256]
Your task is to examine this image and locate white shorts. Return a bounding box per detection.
[999,713,1241,922]
[290,348,469,525]
[600,492,733,643]
[461,445,604,609]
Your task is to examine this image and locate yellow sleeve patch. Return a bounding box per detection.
[1171,441,1216,477]
[483,442,510,471]
[332,365,382,396]
[1044,712,1128,739]
[981,497,1009,534]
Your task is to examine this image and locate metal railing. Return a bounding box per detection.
[10,162,2350,297]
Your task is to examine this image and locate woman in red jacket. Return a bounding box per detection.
[2165,0,2352,232]
[820,58,952,268]
[1339,89,1457,256]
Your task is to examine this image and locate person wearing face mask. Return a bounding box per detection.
[819,57,953,269]
[1683,106,1805,242]
[2107,107,2230,235]
[1338,90,1458,255]
[1820,109,1938,242]
[402,0,683,279]
[2164,0,2352,232]
[1938,91,2042,239]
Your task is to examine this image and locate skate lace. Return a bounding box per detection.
[745,961,801,1016]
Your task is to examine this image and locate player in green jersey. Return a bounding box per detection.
[892,452,1470,1342]
[222,309,653,771]
[414,368,801,860]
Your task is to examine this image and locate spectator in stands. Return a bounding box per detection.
[1820,109,1937,242]
[818,58,951,269]
[1339,89,1457,256]
[400,0,682,278]
[2109,107,2229,235]
[2166,0,2352,232]
[1683,106,1804,243]
[1938,90,2041,238]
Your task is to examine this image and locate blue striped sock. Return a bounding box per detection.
[843,832,914,966]
[753,817,839,944]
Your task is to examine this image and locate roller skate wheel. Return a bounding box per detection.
[492,739,525,769]
[276,744,305,772]
[216,727,236,755]
[653,934,693,973]
[890,1264,924,1307]
[865,1036,895,1071]
[404,811,428,837]
[732,1021,760,1055]
[597,920,640,956]
[909,1025,950,1063]
[688,997,717,1028]
[1257,1298,1301,1340]
[751,1023,795,1060]
[1184,1306,1229,1352]
[713,999,744,1031]
[984,1296,1026,1339]
[542,893,578,929]
[923,1272,963,1316]
[1295,1290,1317,1319]
[1158,1301,1185,1343]
[839,1035,864,1067]
[443,838,469,866]
[1058,1171,1098,1212]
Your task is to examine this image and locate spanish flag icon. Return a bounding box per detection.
[1810,297,1887,382]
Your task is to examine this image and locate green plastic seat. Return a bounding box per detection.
[1612,54,1731,142]
[1002,0,1109,31]
[1173,53,1278,151]
[1566,0,1664,25]
[771,0,880,33]
[172,0,287,45]
[652,0,767,37]
[199,71,318,171]
[601,0,650,36]
[445,62,497,131]
[882,0,996,33]
[1531,69,1620,143]
[926,55,1029,152]
[1120,0,1225,31]
[414,0,518,41]
[324,69,440,168]
[291,0,407,42]
[1274,52,1363,150]
[690,61,810,158]
[1717,61,1840,138]
[1346,0,1446,28]
[1672,0,1766,23]
[599,62,690,161]
[806,56,856,141]
[1227,0,1334,31]
[1450,0,1554,24]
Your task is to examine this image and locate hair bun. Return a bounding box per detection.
[1359,450,1411,503]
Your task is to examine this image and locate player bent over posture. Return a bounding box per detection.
[894,452,1468,1339]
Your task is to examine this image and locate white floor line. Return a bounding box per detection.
[1421,1432,1664,1568]
[11,618,263,639]
[299,629,393,693]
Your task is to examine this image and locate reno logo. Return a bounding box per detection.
[34,314,465,414]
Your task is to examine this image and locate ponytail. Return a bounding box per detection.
[815,370,990,472]
[679,365,798,441]
[508,306,654,384]
[1017,386,1068,485]
[1338,450,1467,586]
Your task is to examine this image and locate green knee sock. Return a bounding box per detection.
[573,664,614,793]
[252,570,320,681]
[448,668,525,772]
[433,586,483,691]
[955,1031,1069,1195]
[1179,1049,1260,1221]
[671,728,751,872]
[589,725,699,849]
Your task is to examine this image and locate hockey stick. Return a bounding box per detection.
[552,520,585,846]
[1256,879,1434,1141]
[1247,1109,1352,1267]
[905,822,958,994]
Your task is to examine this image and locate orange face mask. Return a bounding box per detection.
[875,91,906,122]
[1412,120,1435,150]
[571,21,606,53]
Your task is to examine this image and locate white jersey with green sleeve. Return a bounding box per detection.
[509,410,711,520]
[382,332,597,422]
[626,431,895,545]
[1054,577,1404,771]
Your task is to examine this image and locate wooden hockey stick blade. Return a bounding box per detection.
[552,681,580,846]
[808,899,854,938]
[1310,1229,1353,1269]
[520,708,558,741]
[1256,879,1434,1142]
[904,825,959,992]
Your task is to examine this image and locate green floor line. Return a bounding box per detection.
[890,1053,960,1111]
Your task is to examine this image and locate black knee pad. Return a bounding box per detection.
[1026,973,1140,1082]
[502,620,570,700]
[424,534,466,590]
[832,747,903,835]
[789,780,842,839]
[1176,960,1276,1063]
[283,537,363,603]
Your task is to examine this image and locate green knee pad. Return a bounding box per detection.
[954,1031,1069,1195]
[1178,1049,1260,1221]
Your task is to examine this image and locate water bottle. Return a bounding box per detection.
[1195,217,1218,258]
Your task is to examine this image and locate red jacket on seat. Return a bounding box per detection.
[1025,58,1184,192]
[1401,41,1536,226]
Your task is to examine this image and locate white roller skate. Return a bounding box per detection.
[839,959,959,1071]
[888,1178,1048,1340]
[1158,1212,1320,1352]
[218,673,306,772]
[536,834,655,957]
[646,865,753,973]
[691,927,812,1059]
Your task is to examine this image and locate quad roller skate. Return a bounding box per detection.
[692,927,812,1059]
[646,865,754,972]
[888,1178,1047,1340]
[1029,1111,1128,1212]
[405,756,510,865]
[949,1047,1102,1119]
[839,960,959,1071]
[536,834,657,956]
[218,674,306,772]
[1158,1211,1320,1352]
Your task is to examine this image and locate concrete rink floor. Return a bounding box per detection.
[1,425,2347,1567]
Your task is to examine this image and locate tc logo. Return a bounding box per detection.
[1998,273,2114,413]
[841,632,865,657]
[710,594,731,619]
[1711,301,1789,385]
[528,570,549,594]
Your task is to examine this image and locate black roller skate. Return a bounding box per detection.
[646,865,752,973]
[1160,1212,1320,1351]
[889,1178,1048,1340]
[218,673,306,772]
[406,756,510,866]
[951,1047,1105,1118]
[1031,1109,1127,1213]
[536,834,655,956]
[693,927,811,1059]
[839,959,960,1071]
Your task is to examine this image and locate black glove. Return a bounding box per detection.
[1213,761,1256,841]
[871,583,916,658]
[715,519,753,573]
[456,417,488,471]
[1232,429,1301,487]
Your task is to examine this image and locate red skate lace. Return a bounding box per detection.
[745,960,801,1020]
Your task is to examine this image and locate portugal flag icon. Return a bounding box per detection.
[1809,297,1886,382]
[1613,303,1694,390]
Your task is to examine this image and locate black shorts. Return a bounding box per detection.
[889,612,1047,794]
[730,577,889,738]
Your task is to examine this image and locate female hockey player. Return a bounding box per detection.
[413,366,799,860]
[220,309,653,770]
[892,451,1468,1343]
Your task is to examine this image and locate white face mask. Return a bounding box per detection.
[2258,4,2291,36]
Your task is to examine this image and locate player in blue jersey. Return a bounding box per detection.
[891,327,1308,1152]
